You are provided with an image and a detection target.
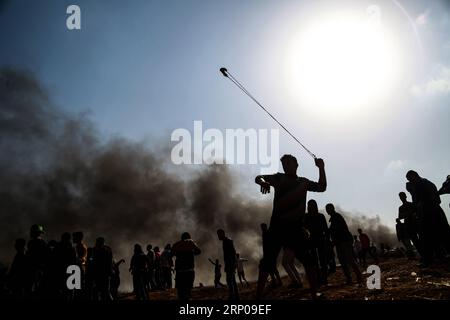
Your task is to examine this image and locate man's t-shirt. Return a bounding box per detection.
[329,212,353,244]
[172,239,201,272]
[305,213,329,243]
[92,245,113,277]
[130,253,149,273]
[27,238,49,269]
[222,238,236,273]
[359,233,370,249]
[398,201,418,226]
[160,250,173,268]
[147,250,155,269]
[261,173,324,226]
[408,178,441,206]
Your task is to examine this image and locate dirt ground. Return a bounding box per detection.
[122,257,450,300]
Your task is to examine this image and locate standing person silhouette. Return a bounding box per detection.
[255,154,326,299]
[153,246,162,290]
[305,199,329,286]
[26,224,49,297]
[129,244,149,300]
[92,237,113,301]
[73,231,87,299]
[326,204,363,285]
[160,244,174,289]
[398,192,422,258]
[260,223,282,287]
[353,235,363,266]
[236,254,249,288]
[208,258,226,288]
[56,232,77,300]
[111,258,125,300]
[395,218,415,257]
[146,244,156,291]
[406,170,450,266]
[357,229,378,267]
[217,229,240,300]
[172,232,201,300]
[8,239,28,299]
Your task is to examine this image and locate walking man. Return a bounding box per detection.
[217,229,240,300]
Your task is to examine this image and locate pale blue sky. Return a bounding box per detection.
[1,0,449,227]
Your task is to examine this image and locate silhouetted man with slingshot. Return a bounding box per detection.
[255,154,326,299]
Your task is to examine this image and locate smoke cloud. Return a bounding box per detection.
[0,68,396,291]
[339,209,398,246]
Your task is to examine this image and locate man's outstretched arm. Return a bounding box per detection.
[255,174,277,194]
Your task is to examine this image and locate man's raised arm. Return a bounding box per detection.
[314,158,327,192]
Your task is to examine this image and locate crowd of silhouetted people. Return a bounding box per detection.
[395,173,450,267]
[250,155,450,299]
[1,225,180,300]
[1,157,449,301]
[3,225,121,300]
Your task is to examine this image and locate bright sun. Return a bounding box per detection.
[286,11,401,117]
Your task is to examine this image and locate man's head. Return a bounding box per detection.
[72,231,83,243]
[357,228,363,234]
[307,199,318,214]
[61,232,71,243]
[399,192,407,202]
[134,243,143,253]
[280,154,298,175]
[396,218,401,223]
[165,243,171,250]
[147,244,153,251]
[260,223,268,232]
[14,238,26,252]
[154,246,160,253]
[181,232,191,241]
[406,170,420,183]
[95,237,105,247]
[325,203,335,215]
[30,224,44,239]
[217,229,226,240]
